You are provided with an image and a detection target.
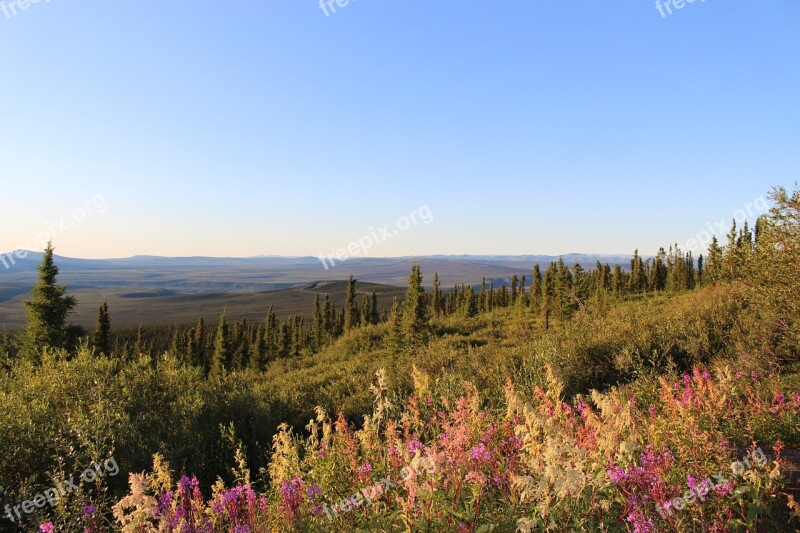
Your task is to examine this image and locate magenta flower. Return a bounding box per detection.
[39,523,54,533]
[470,443,492,463]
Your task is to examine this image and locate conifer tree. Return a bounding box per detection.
[360,295,370,326]
[706,236,723,283]
[21,242,79,359]
[313,293,323,352]
[510,275,518,305]
[463,285,477,317]
[194,317,206,369]
[344,275,357,332]
[264,305,277,361]
[541,263,556,331]
[211,312,232,376]
[370,290,379,325]
[133,324,144,356]
[530,264,542,311]
[697,254,705,286]
[92,301,112,356]
[387,296,403,353]
[252,325,266,370]
[402,265,427,347]
[431,273,442,317]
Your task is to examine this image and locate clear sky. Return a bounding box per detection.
[1,0,798,259]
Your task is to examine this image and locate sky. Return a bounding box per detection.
[1,0,798,259]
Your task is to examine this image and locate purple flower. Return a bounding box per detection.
[607,466,626,484]
[576,400,589,414]
[39,523,54,533]
[687,475,697,490]
[470,443,491,463]
[83,503,97,516]
[358,462,373,475]
[407,438,424,454]
[234,526,251,533]
[307,483,323,500]
[156,492,173,516]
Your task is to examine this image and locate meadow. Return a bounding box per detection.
[0,186,798,532]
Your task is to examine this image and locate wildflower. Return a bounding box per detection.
[307,484,323,500]
[470,443,491,463]
[576,400,589,414]
[358,462,373,476]
[407,438,424,455]
[40,523,54,533]
[234,526,251,533]
[687,475,697,490]
[83,504,97,516]
[607,466,626,484]
[736,371,743,379]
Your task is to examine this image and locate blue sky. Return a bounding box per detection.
[1,0,798,258]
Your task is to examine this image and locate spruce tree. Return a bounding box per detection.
[92,301,112,356]
[344,275,357,332]
[530,264,542,311]
[402,265,428,347]
[211,312,232,376]
[387,297,403,353]
[194,317,206,369]
[370,290,379,325]
[431,273,442,317]
[252,325,266,370]
[21,242,79,359]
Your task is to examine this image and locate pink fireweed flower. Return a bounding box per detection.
[407,438,424,455]
[358,462,373,476]
[39,523,54,533]
[470,443,492,463]
[607,466,627,484]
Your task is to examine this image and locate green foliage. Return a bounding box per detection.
[19,242,80,360]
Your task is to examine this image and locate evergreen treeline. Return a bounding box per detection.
[0,203,783,374]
